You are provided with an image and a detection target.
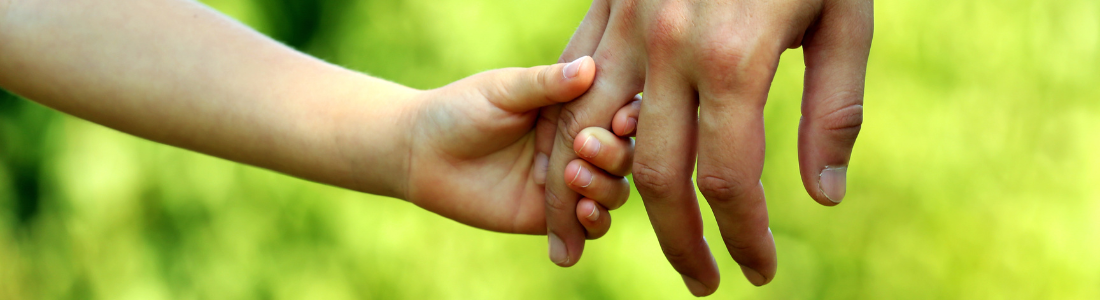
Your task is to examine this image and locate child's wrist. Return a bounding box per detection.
[325,79,423,200]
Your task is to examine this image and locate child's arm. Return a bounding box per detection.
[0,0,634,236]
[0,0,414,197]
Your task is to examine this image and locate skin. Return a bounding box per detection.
[0,0,637,236]
[543,0,874,296]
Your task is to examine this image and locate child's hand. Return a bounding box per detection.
[402,57,634,235]
[0,0,640,243]
[567,96,640,237]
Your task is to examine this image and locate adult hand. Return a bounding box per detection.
[543,0,873,295]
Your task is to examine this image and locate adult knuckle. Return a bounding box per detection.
[661,244,694,267]
[611,0,641,31]
[644,8,690,52]
[556,105,587,143]
[660,238,707,269]
[695,33,748,65]
[722,235,755,253]
[694,34,773,85]
[696,174,750,206]
[632,160,681,200]
[817,100,864,144]
[545,189,570,212]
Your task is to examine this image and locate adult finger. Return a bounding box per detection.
[560,0,610,62]
[544,23,644,267]
[576,198,611,239]
[797,0,873,205]
[542,0,612,186]
[533,104,561,185]
[612,95,641,137]
[573,127,634,176]
[633,66,720,297]
[693,37,783,287]
[565,159,630,210]
[484,56,595,113]
[544,0,610,186]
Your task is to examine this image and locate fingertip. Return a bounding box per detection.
[564,160,584,186]
[573,128,601,159]
[561,56,590,79]
[736,228,777,286]
[739,265,770,286]
[576,198,610,239]
[577,199,599,222]
[558,56,596,99]
[614,117,637,137]
[681,275,715,297]
[612,99,641,137]
[548,232,568,265]
[797,117,856,207]
[571,127,633,177]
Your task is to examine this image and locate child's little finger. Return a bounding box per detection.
[612,96,641,137]
[565,159,630,210]
[576,198,611,240]
[573,127,634,177]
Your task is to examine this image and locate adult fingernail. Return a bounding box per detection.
[569,165,593,188]
[585,203,600,222]
[577,136,601,158]
[681,275,708,296]
[739,264,768,286]
[548,232,568,265]
[534,153,549,185]
[563,56,587,79]
[819,166,848,204]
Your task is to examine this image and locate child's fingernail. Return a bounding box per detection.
[569,165,593,188]
[534,152,549,185]
[548,232,568,265]
[585,203,600,222]
[625,117,638,135]
[562,56,587,79]
[577,136,601,159]
[819,166,847,203]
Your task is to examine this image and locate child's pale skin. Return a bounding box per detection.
[0,0,640,236]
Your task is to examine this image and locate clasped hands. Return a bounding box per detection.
[0,0,871,296]
[409,0,872,296]
[534,0,873,296]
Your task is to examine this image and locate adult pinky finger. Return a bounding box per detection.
[576,198,611,239]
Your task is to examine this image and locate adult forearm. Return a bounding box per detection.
[0,0,417,198]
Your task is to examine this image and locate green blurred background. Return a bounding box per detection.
[2,0,1098,299]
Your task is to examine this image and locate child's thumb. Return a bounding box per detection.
[485,56,595,113]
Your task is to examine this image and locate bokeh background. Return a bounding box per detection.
[2,0,1099,299]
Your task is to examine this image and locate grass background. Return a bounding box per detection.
[1,0,1098,299]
